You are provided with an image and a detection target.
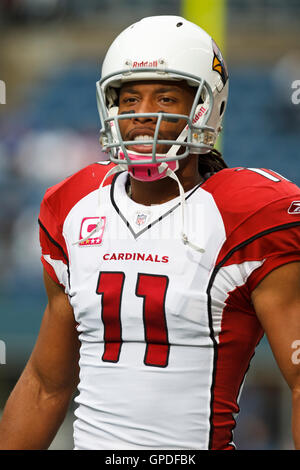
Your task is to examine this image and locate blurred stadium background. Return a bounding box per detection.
[0,0,299,450]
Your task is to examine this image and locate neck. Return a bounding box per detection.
[128,155,203,205]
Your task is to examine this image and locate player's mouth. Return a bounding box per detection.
[127,134,155,153]
[124,127,170,154]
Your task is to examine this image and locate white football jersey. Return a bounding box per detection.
[39,163,300,449]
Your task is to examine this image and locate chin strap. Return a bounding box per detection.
[74,161,205,253]
[160,163,205,253]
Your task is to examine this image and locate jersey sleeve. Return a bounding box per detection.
[228,224,300,293]
[209,168,300,293]
[39,190,70,292]
[38,161,116,292]
[220,197,300,293]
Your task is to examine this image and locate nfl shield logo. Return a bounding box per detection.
[136,213,148,226]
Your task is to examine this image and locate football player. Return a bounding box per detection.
[0,16,300,450]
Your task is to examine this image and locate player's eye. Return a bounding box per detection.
[121,96,138,104]
[159,96,176,104]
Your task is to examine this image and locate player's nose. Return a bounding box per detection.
[134,98,158,122]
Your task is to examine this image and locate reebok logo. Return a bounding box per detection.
[288,201,300,214]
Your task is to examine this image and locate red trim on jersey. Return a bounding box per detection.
[39,219,68,262]
[41,256,61,286]
[202,168,300,263]
[39,218,69,286]
[219,226,300,292]
[247,253,300,292]
[210,282,264,450]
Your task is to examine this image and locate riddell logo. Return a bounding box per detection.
[132,60,158,68]
[288,201,300,214]
[193,106,207,124]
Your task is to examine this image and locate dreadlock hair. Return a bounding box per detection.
[198,148,228,181]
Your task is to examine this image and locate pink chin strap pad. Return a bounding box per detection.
[119,151,178,182]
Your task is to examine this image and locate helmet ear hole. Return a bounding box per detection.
[220,101,226,116]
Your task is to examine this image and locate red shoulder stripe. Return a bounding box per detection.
[42,162,116,226]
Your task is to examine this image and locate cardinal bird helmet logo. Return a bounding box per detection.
[212,39,228,86]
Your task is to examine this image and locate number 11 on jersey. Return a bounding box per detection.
[96,272,170,367]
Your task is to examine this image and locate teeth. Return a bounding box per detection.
[133,135,153,142]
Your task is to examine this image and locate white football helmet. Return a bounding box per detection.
[96,15,229,181]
